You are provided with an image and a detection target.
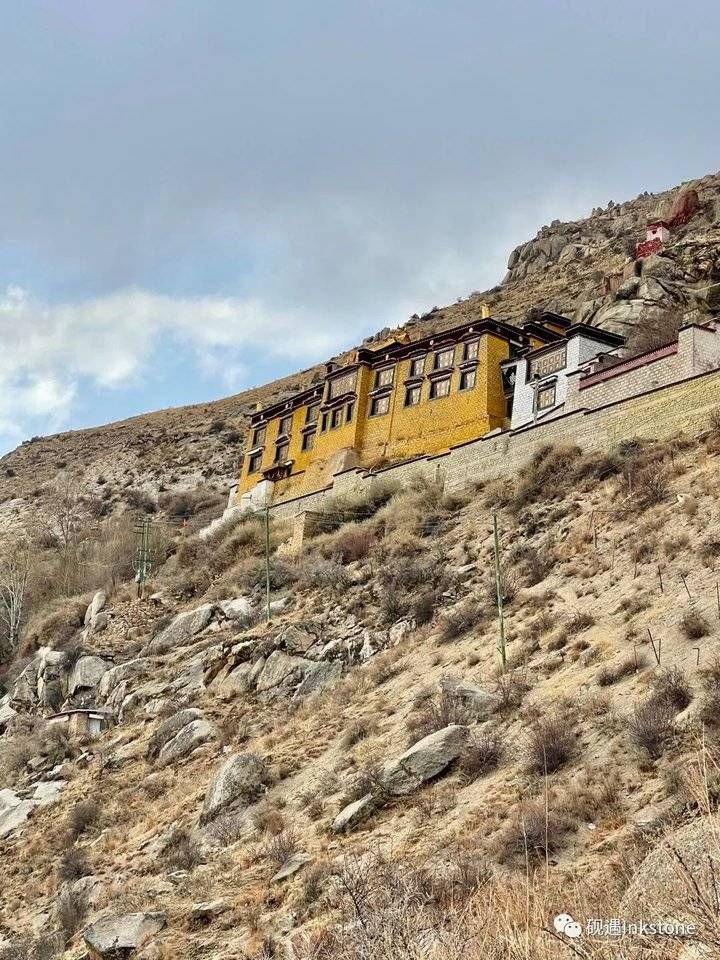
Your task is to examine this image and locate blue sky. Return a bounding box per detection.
[1,0,719,454]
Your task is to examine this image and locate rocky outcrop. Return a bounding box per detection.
[380,724,470,795]
[82,911,166,957]
[0,788,36,839]
[157,718,217,767]
[145,603,214,655]
[147,707,204,760]
[68,655,111,698]
[200,752,269,824]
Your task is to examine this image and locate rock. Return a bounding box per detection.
[10,659,38,708]
[84,590,107,626]
[630,797,683,834]
[278,624,318,656]
[82,912,167,957]
[388,619,415,645]
[381,725,470,796]
[97,658,150,703]
[69,655,110,696]
[442,681,497,717]
[217,662,254,698]
[332,793,376,833]
[255,651,306,693]
[148,708,204,760]
[36,647,67,711]
[219,597,254,622]
[0,789,36,838]
[271,852,313,883]
[146,603,215,655]
[32,780,65,805]
[294,661,342,697]
[189,899,228,925]
[620,815,720,919]
[157,719,217,766]
[0,700,17,730]
[201,752,268,824]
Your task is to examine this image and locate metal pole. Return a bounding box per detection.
[264,505,272,623]
[492,512,506,670]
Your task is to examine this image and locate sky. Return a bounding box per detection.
[0,0,718,455]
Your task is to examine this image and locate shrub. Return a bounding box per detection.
[262,828,299,869]
[493,670,530,713]
[525,713,575,774]
[681,610,710,640]
[627,697,675,759]
[55,886,89,942]
[566,610,595,634]
[57,848,90,882]
[652,667,693,712]
[459,733,503,783]
[158,486,226,519]
[164,827,202,871]
[436,600,485,644]
[406,687,479,743]
[296,557,350,593]
[632,465,669,508]
[123,488,157,513]
[597,653,644,686]
[511,444,581,508]
[68,799,100,840]
[315,524,377,564]
[495,802,570,863]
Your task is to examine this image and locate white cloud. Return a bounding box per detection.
[0,285,345,449]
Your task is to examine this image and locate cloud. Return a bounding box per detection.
[0,284,345,448]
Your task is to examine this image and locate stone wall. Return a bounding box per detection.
[265,365,720,523]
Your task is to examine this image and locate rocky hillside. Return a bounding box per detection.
[4,431,720,956]
[2,170,720,527]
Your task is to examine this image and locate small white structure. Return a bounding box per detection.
[47,708,110,739]
[646,220,670,245]
[503,324,624,430]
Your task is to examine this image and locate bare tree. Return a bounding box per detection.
[0,540,30,660]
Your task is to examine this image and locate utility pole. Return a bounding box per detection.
[264,505,272,623]
[492,512,506,670]
[133,516,153,599]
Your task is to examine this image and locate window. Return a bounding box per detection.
[330,408,342,429]
[252,425,266,446]
[434,347,455,370]
[369,395,390,417]
[459,369,476,391]
[429,377,451,400]
[463,339,479,361]
[305,405,319,424]
[274,442,290,463]
[320,412,329,431]
[404,386,421,407]
[346,402,354,423]
[278,414,293,436]
[328,371,357,398]
[301,431,315,452]
[374,367,394,388]
[248,451,263,473]
[528,346,566,380]
[536,383,556,411]
[409,356,425,377]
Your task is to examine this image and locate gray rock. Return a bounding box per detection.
[620,815,720,919]
[255,650,306,693]
[69,655,110,696]
[157,719,217,766]
[148,708,204,760]
[294,661,342,697]
[219,597,254,621]
[146,603,215,655]
[32,780,65,805]
[201,752,268,824]
[332,793,376,833]
[190,899,228,923]
[10,659,38,708]
[381,725,470,796]
[84,590,107,626]
[82,912,166,956]
[97,658,150,703]
[0,789,36,838]
[0,700,17,730]
[217,663,254,698]
[271,852,313,883]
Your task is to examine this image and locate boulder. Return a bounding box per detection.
[255,651,306,693]
[219,597,254,622]
[84,590,107,626]
[620,815,720,919]
[201,752,268,824]
[97,658,150,702]
[146,604,215,655]
[82,912,166,957]
[0,700,17,730]
[157,719,217,766]
[147,708,204,760]
[381,725,470,796]
[189,899,228,924]
[271,852,313,883]
[36,648,67,711]
[332,793,376,833]
[10,659,39,709]
[32,779,65,805]
[0,790,36,839]
[294,661,342,697]
[69,656,110,696]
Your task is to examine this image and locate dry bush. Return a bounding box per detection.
[681,610,710,640]
[141,772,171,800]
[436,599,485,644]
[377,554,447,625]
[163,827,202,871]
[627,696,675,759]
[507,542,553,587]
[630,464,669,508]
[459,732,503,783]
[494,801,571,864]
[22,596,87,656]
[123,487,157,513]
[310,482,398,535]
[158,485,225,520]
[566,609,595,634]
[652,666,693,712]
[68,798,101,840]
[339,716,377,751]
[295,557,350,593]
[57,847,90,882]
[313,523,377,564]
[485,567,523,606]
[525,712,575,774]
[492,670,531,713]
[206,810,247,846]
[253,800,286,836]
[597,652,644,686]
[262,827,299,869]
[406,687,480,743]
[55,885,89,942]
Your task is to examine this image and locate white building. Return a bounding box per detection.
[502,322,625,430]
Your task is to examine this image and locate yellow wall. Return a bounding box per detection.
[237,332,512,505]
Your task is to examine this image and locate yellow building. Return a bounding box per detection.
[235,313,564,509]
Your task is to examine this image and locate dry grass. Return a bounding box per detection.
[525,712,576,774]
